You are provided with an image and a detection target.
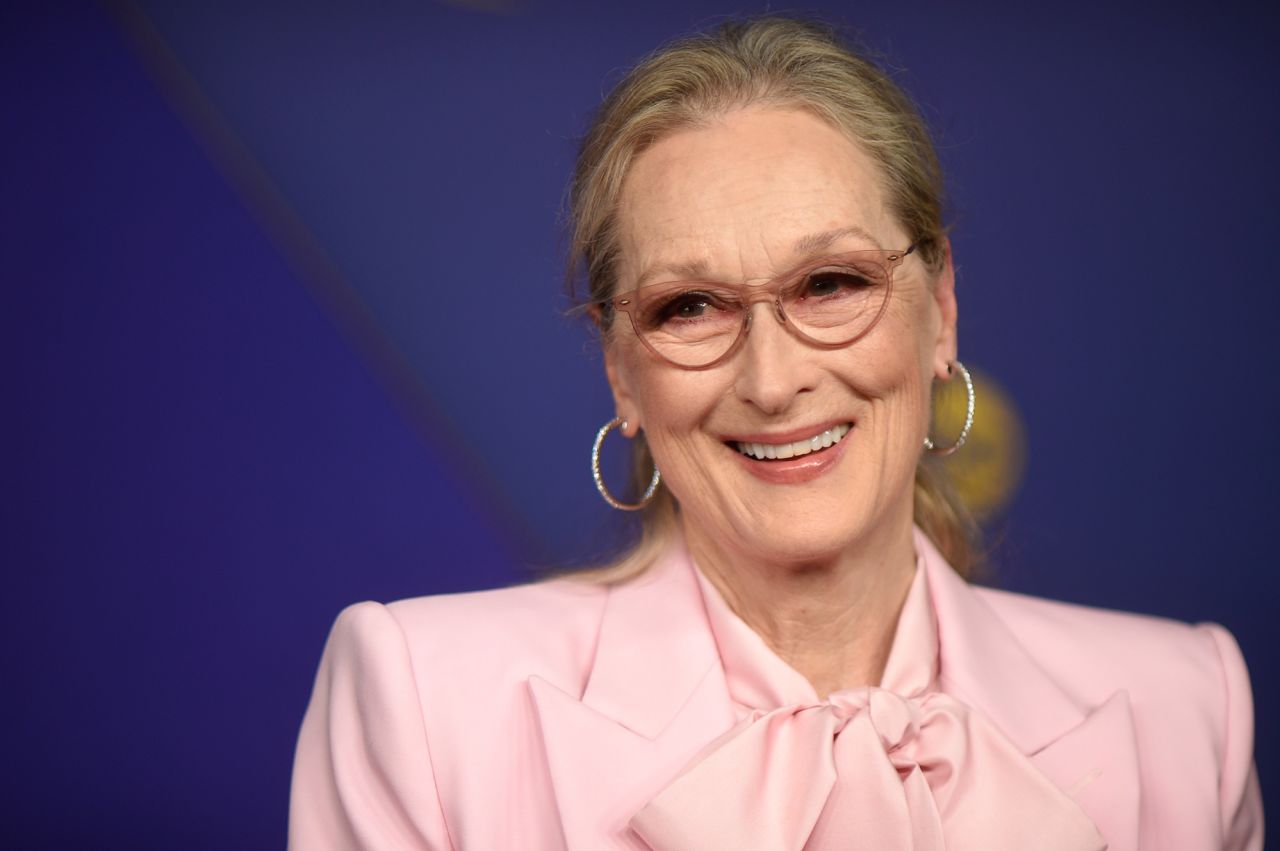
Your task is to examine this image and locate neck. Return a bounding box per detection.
[684,512,917,699]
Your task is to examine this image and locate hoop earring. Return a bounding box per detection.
[924,360,975,456]
[591,417,661,511]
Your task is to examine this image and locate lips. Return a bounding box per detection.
[730,422,852,461]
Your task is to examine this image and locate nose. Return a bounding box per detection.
[732,300,817,414]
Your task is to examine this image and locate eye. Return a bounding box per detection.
[653,290,727,324]
[801,270,874,300]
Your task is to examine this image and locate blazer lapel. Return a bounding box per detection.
[1030,690,1141,851]
[528,544,737,849]
[918,531,1141,850]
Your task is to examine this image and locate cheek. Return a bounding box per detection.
[619,344,719,437]
[862,298,929,377]
[617,348,734,503]
[854,308,937,439]
[633,374,717,444]
[861,348,931,433]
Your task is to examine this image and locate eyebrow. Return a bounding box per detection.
[791,225,882,256]
[631,225,883,289]
[634,259,712,289]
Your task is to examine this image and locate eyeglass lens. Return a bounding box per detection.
[627,252,895,367]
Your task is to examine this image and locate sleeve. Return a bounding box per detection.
[1198,622,1264,851]
[288,602,454,850]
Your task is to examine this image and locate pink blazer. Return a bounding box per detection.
[288,530,1263,849]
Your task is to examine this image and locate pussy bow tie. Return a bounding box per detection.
[628,686,1105,850]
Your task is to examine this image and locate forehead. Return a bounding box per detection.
[615,106,899,283]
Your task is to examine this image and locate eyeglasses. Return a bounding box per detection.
[605,244,917,370]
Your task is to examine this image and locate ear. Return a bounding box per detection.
[603,343,642,438]
[930,236,959,380]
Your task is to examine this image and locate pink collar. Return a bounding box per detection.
[691,536,939,711]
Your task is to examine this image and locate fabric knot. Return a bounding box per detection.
[629,688,1104,851]
[868,687,921,752]
[824,687,920,753]
[824,688,869,722]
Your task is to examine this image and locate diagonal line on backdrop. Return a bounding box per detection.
[101,0,543,570]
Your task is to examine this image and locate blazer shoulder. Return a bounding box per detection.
[972,581,1218,645]
[970,585,1262,848]
[381,575,610,690]
[970,584,1252,742]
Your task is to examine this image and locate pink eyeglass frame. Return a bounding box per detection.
[605,243,919,370]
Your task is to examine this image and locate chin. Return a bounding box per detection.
[727,510,875,568]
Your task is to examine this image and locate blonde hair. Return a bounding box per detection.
[567,16,977,579]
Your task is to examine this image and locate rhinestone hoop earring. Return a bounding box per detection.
[592,417,661,511]
[924,360,975,456]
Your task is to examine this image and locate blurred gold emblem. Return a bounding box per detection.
[932,366,1026,519]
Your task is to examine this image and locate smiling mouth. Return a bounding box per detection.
[731,423,852,461]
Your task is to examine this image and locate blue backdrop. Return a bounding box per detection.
[5,1,1277,846]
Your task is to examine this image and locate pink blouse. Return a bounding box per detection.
[628,557,1106,849]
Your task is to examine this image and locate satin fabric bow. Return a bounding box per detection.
[628,685,1106,850]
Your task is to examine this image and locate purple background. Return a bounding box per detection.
[5,2,1277,846]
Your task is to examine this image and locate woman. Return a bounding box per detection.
[288,17,1262,850]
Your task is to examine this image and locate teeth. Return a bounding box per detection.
[734,423,851,461]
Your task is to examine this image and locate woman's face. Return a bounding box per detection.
[605,106,957,565]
